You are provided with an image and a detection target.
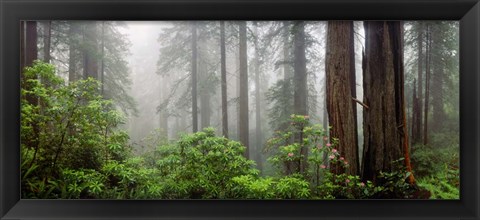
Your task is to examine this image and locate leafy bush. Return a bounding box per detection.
[411,144,458,178]
[317,173,377,199]
[230,174,310,199]
[21,61,131,198]
[374,159,416,199]
[148,127,259,199]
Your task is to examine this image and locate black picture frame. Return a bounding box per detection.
[1,0,479,219]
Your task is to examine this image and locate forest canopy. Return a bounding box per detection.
[20,20,459,199]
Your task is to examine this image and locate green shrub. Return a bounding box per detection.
[231,174,310,199]
[21,61,131,199]
[151,127,259,199]
[417,164,459,199]
[411,144,459,178]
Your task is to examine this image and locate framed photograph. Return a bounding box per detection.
[1,0,479,219]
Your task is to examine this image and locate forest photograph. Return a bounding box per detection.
[20,20,459,200]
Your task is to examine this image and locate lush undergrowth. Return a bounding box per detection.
[21,62,459,199]
[411,143,460,199]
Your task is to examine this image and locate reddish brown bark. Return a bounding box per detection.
[362,21,408,182]
[326,21,359,175]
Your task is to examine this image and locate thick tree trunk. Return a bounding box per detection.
[191,22,199,133]
[220,21,229,138]
[83,22,99,80]
[43,21,52,63]
[238,21,249,158]
[326,21,359,175]
[293,21,308,174]
[361,21,408,182]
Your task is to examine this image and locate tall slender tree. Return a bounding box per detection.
[100,21,105,95]
[430,22,446,133]
[414,23,424,143]
[293,21,308,174]
[220,21,229,138]
[423,24,431,145]
[253,22,263,170]
[238,21,249,157]
[199,35,211,130]
[191,22,199,133]
[325,21,359,175]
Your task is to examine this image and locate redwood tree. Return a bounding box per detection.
[326,21,359,175]
[293,21,308,173]
[362,21,414,184]
[191,22,199,133]
[238,21,249,157]
[220,21,229,138]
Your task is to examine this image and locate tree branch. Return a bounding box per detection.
[352,97,369,109]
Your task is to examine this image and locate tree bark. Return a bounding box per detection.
[361,21,408,182]
[191,22,199,133]
[43,21,52,63]
[326,21,359,175]
[414,23,424,143]
[25,21,38,68]
[220,21,229,138]
[239,21,249,158]
[423,24,431,145]
[293,21,308,174]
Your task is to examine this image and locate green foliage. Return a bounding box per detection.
[417,164,459,199]
[152,127,259,199]
[21,61,132,199]
[411,144,459,178]
[21,70,451,202]
[411,142,459,199]
[375,159,416,199]
[317,173,377,199]
[231,174,310,199]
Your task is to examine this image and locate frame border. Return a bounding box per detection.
[1,0,479,219]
